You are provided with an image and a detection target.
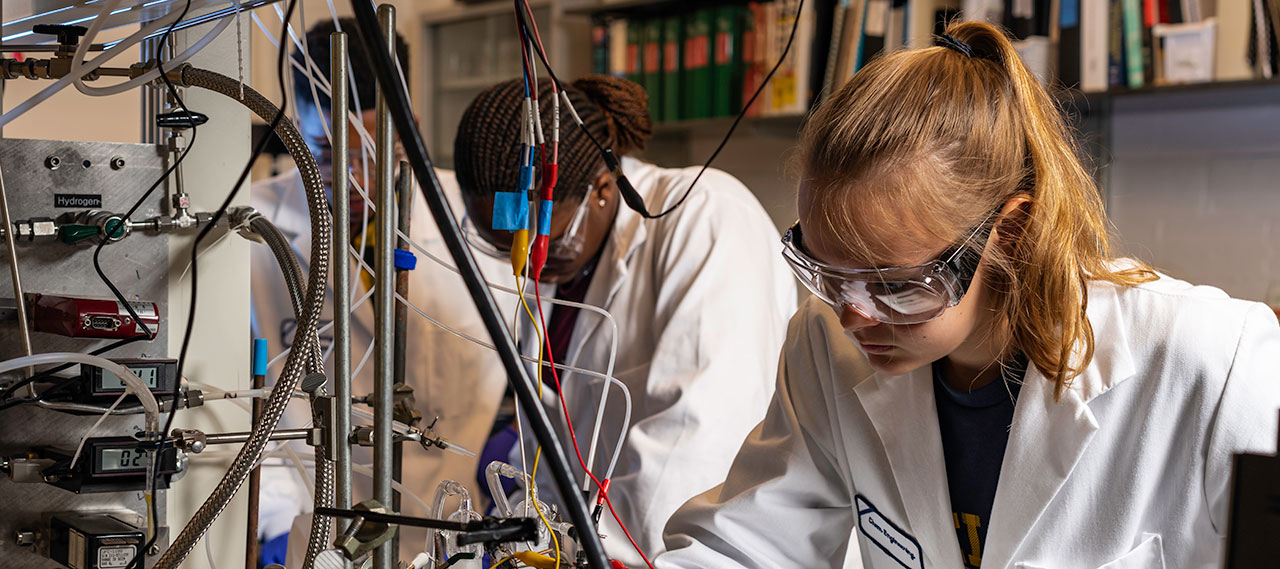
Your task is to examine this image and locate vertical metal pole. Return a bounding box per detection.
[246,340,267,569]
[373,6,397,569]
[140,34,161,145]
[0,161,33,383]
[391,161,412,520]
[331,31,355,569]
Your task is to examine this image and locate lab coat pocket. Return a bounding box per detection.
[1012,534,1164,569]
[1094,534,1166,569]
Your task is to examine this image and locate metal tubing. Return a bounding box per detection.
[0,161,34,388]
[391,160,412,517]
[246,369,267,569]
[140,33,161,144]
[346,3,611,568]
[372,6,397,569]
[201,429,311,446]
[330,32,355,567]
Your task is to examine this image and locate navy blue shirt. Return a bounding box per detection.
[933,354,1027,568]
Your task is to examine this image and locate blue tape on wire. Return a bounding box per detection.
[538,200,554,236]
[394,248,417,270]
[519,165,534,193]
[491,192,528,231]
[252,338,268,376]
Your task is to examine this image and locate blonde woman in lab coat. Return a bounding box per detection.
[452,75,797,566]
[657,22,1280,569]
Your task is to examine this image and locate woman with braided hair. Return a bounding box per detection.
[454,74,796,565]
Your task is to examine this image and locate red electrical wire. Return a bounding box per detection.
[533,281,657,569]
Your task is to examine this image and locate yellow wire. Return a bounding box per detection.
[490,553,518,569]
[518,276,562,569]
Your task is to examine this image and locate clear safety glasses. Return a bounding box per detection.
[461,192,592,262]
[780,212,997,325]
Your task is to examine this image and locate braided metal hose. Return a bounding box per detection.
[155,66,332,569]
[245,214,326,374]
[241,210,331,568]
[304,454,336,568]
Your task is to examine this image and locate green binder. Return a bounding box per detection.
[683,9,714,120]
[711,7,744,117]
[626,20,643,86]
[662,16,683,123]
[642,18,664,120]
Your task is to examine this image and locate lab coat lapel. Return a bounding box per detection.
[855,368,966,569]
[563,180,649,365]
[982,288,1134,569]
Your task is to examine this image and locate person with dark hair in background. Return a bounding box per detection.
[454,75,797,566]
[250,18,509,567]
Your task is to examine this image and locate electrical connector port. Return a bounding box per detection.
[83,315,123,332]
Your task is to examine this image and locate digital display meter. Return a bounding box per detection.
[41,436,180,494]
[97,447,147,473]
[76,358,177,402]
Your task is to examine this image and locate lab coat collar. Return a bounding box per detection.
[981,282,1134,568]
[855,367,967,569]
[852,282,1135,569]
[566,158,659,346]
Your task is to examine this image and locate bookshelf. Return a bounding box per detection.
[416,0,594,168]
[416,0,1280,226]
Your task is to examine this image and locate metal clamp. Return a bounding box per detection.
[332,500,396,560]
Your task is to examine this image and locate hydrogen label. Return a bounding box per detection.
[54,194,103,208]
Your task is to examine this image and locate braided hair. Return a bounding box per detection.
[454,75,653,205]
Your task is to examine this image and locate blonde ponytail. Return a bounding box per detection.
[799,21,1155,397]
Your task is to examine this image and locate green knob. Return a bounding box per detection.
[59,224,99,244]
[102,217,126,239]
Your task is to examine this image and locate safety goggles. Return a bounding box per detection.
[780,211,997,325]
[461,192,591,262]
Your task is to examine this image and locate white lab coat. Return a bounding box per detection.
[659,272,1280,569]
[249,168,511,554]
[512,158,798,566]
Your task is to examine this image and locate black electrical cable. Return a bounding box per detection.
[344,4,611,569]
[105,2,200,566]
[90,0,201,343]
[515,0,805,219]
[0,335,149,403]
[126,1,298,567]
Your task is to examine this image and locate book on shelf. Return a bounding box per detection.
[585,0,1280,126]
[592,20,610,75]
[609,18,628,78]
[685,9,714,119]
[643,19,665,119]
[625,19,643,86]
[662,16,684,122]
[712,6,744,117]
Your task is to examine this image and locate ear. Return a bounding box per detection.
[591,170,617,203]
[993,193,1033,250]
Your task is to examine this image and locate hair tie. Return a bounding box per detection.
[936,34,974,58]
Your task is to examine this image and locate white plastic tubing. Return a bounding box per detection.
[0,0,232,129]
[271,0,632,484]
[73,0,235,97]
[0,353,159,433]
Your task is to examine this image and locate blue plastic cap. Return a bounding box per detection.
[538,200,554,236]
[394,248,417,270]
[491,192,529,231]
[252,338,268,376]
